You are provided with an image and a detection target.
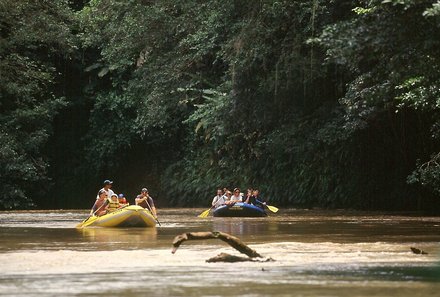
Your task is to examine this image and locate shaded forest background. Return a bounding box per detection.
[1,0,440,211]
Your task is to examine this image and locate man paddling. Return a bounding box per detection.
[211,188,226,208]
[90,189,109,216]
[135,188,158,218]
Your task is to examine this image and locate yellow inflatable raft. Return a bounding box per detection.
[76,205,157,228]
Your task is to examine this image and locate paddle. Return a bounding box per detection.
[144,198,161,226]
[76,215,100,228]
[76,216,92,228]
[198,206,213,218]
[256,199,279,213]
[76,200,108,228]
[265,204,279,213]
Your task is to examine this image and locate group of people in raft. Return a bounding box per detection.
[90,179,158,218]
[90,180,266,218]
[211,188,266,209]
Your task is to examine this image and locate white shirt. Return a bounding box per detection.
[230,194,242,202]
[96,187,115,200]
[212,195,226,208]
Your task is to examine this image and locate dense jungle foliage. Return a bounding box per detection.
[1,0,440,211]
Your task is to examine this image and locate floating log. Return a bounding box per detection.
[206,252,257,263]
[206,253,275,263]
[410,247,428,255]
[172,231,262,258]
[171,231,269,262]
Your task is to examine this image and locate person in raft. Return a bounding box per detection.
[223,190,233,205]
[244,188,253,204]
[96,179,115,200]
[211,188,226,208]
[90,189,109,216]
[245,189,266,208]
[106,193,120,213]
[225,187,242,206]
[135,188,158,218]
[118,193,128,206]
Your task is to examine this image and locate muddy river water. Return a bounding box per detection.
[0,208,439,296]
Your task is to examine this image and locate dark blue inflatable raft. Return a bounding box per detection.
[213,202,267,217]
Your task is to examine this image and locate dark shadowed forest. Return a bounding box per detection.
[1,0,440,211]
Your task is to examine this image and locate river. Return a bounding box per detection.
[0,208,439,296]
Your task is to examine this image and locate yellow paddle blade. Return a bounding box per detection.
[76,215,98,228]
[76,219,89,228]
[198,208,211,218]
[266,205,279,213]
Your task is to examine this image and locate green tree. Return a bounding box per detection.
[318,0,440,208]
[41,0,440,211]
[0,0,76,208]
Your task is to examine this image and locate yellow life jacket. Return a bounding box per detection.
[107,198,120,212]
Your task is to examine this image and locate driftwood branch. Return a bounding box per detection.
[410,247,428,255]
[171,231,263,258]
[206,253,274,263]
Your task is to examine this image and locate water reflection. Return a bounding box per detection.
[212,218,279,238]
[79,227,157,244]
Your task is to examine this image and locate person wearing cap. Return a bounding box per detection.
[96,179,115,200]
[135,188,157,218]
[118,193,128,206]
[90,189,109,216]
